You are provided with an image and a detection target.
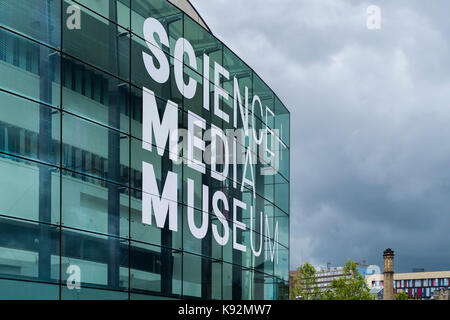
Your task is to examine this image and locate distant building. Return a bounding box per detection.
[431,288,450,300]
[290,265,352,293]
[290,260,373,297]
[315,266,347,292]
[366,271,450,300]
[366,248,450,300]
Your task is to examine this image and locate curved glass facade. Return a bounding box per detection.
[0,0,289,300]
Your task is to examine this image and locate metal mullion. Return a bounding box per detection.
[59,0,64,301]
[128,3,132,299]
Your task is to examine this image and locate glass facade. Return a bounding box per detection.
[0,0,290,300]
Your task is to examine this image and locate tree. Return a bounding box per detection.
[290,262,321,300]
[395,290,409,300]
[321,259,375,300]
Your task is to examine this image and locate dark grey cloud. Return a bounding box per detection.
[191,0,450,272]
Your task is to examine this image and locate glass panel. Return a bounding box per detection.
[0,155,60,224]
[0,91,60,166]
[223,46,252,101]
[223,198,256,270]
[180,109,215,173]
[182,253,221,299]
[277,141,289,181]
[130,242,181,297]
[74,0,131,29]
[0,28,60,107]
[183,14,222,82]
[182,163,217,213]
[130,38,182,104]
[275,173,289,214]
[62,112,129,186]
[182,64,204,116]
[274,245,289,281]
[222,262,252,300]
[131,0,182,55]
[274,278,289,300]
[253,73,274,126]
[61,229,129,291]
[253,272,274,300]
[222,262,232,300]
[0,217,60,282]
[182,208,222,261]
[0,0,61,48]
[276,209,289,248]
[130,87,183,146]
[63,0,130,80]
[62,55,130,134]
[0,278,59,300]
[130,190,182,250]
[275,96,290,148]
[262,173,274,204]
[62,170,129,238]
[131,128,183,180]
[252,237,274,276]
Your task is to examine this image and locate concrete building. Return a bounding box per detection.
[315,266,346,292]
[290,265,351,293]
[366,248,450,300]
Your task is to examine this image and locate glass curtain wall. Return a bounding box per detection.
[0,0,290,300]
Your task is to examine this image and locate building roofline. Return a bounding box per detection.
[167,0,212,33]
[185,0,212,33]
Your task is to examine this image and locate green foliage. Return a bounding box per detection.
[290,262,321,300]
[321,259,375,300]
[395,290,409,300]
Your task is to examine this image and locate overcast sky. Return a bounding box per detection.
[190,0,450,273]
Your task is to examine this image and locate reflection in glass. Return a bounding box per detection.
[61,229,129,291]
[0,155,59,224]
[0,217,60,282]
[0,0,61,48]
[0,28,60,107]
[63,0,130,80]
[62,55,130,134]
[62,112,129,186]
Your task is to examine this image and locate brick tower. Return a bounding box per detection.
[383,248,394,300]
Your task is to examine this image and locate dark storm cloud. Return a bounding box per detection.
[190,0,450,272]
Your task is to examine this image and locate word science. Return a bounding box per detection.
[140,17,283,263]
